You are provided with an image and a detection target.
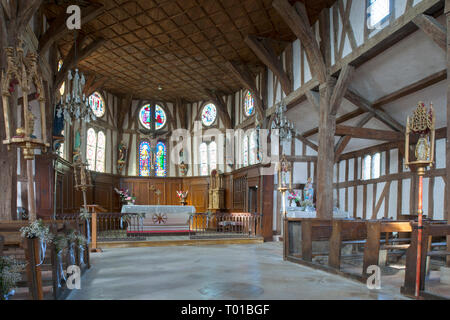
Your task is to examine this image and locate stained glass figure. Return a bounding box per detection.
[155,141,167,177]
[201,103,217,127]
[208,141,217,171]
[86,128,97,171]
[243,135,249,167]
[155,105,167,130]
[244,91,255,117]
[139,141,151,177]
[89,92,105,118]
[96,131,106,173]
[200,142,208,176]
[139,104,152,129]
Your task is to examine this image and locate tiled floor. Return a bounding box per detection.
[67,242,409,300]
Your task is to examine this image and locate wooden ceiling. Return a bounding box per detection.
[44,0,335,102]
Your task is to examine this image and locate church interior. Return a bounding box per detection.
[1,0,450,302]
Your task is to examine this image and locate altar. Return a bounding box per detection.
[121,205,196,235]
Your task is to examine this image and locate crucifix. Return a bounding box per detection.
[150,185,162,205]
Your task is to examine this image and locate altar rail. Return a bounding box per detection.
[189,213,262,239]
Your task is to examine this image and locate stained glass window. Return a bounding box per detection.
[96,131,106,173]
[154,141,167,177]
[89,92,105,118]
[249,131,258,165]
[208,142,217,171]
[243,135,249,167]
[139,104,152,129]
[367,0,390,29]
[58,60,63,72]
[86,128,97,171]
[200,143,209,176]
[155,105,167,130]
[86,128,106,172]
[244,91,255,117]
[139,104,167,130]
[201,103,217,127]
[139,141,152,177]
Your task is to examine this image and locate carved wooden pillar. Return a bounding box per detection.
[316,80,335,219]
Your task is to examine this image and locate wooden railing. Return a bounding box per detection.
[189,213,262,239]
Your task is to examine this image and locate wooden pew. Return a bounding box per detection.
[401,223,450,299]
[328,220,368,270]
[284,218,332,261]
[362,221,413,276]
[0,219,90,300]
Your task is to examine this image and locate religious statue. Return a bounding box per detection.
[208,169,224,211]
[179,148,188,176]
[117,141,127,174]
[52,103,65,139]
[303,177,314,203]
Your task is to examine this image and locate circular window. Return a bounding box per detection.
[244,91,255,117]
[201,103,217,127]
[89,92,105,118]
[139,104,167,130]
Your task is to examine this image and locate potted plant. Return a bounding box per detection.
[287,191,301,207]
[176,190,188,206]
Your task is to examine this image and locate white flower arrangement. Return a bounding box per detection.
[20,219,53,242]
[67,230,87,247]
[0,256,24,300]
[53,234,68,254]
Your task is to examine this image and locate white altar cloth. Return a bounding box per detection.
[121,205,196,234]
[286,207,350,219]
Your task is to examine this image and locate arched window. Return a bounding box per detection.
[243,135,249,167]
[208,141,217,171]
[96,131,106,173]
[154,141,167,177]
[200,143,209,176]
[139,104,167,130]
[139,141,152,177]
[89,92,106,118]
[86,128,106,172]
[201,103,217,127]
[249,131,258,165]
[244,91,255,117]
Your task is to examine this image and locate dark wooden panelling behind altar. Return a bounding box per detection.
[34,156,274,240]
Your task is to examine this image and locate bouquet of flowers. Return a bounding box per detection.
[114,188,136,204]
[20,219,53,242]
[0,256,24,300]
[176,191,188,200]
[287,191,302,206]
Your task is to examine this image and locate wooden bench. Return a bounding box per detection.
[328,220,368,270]
[401,223,450,299]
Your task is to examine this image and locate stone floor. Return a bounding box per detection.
[67,242,408,300]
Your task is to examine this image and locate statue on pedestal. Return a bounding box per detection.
[117,141,127,174]
[208,169,224,211]
[302,177,315,212]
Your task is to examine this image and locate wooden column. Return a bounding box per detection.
[316,81,335,219]
[445,0,450,267]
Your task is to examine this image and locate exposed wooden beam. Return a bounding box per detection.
[344,90,405,132]
[286,155,318,162]
[413,13,446,51]
[295,133,318,152]
[305,90,319,111]
[334,113,374,162]
[245,35,292,95]
[329,64,355,116]
[39,3,105,55]
[54,37,106,90]
[335,125,404,141]
[272,0,327,83]
[225,60,264,119]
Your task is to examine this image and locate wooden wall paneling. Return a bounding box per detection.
[35,155,55,219]
[261,173,274,241]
